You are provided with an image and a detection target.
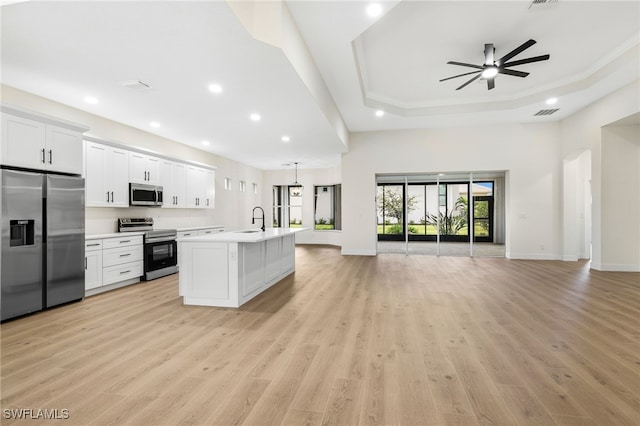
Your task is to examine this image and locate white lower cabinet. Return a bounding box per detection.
[84,240,103,290]
[85,235,144,295]
[197,227,224,236]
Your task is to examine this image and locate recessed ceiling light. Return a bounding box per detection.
[149,121,160,128]
[84,96,98,104]
[201,140,210,146]
[250,113,261,122]
[208,84,223,94]
[375,110,385,117]
[546,97,558,105]
[281,136,290,142]
[366,3,382,17]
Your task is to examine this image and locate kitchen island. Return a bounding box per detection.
[178,228,307,307]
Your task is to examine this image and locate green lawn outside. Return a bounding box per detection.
[377,223,488,236]
[315,224,335,230]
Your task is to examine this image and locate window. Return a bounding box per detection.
[239,180,246,192]
[272,185,303,228]
[252,183,258,194]
[224,177,232,191]
[314,184,341,230]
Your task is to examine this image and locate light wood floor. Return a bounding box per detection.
[2,245,639,425]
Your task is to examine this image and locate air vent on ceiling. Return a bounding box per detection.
[534,108,559,116]
[120,80,152,90]
[529,0,559,9]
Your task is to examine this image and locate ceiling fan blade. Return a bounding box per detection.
[502,54,550,68]
[439,70,482,82]
[487,78,495,90]
[499,68,529,78]
[484,43,494,66]
[447,61,484,70]
[497,39,536,65]
[456,73,482,90]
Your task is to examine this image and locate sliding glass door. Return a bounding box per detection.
[376,172,505,257]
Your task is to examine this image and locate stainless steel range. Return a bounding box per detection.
[118,218,178,281]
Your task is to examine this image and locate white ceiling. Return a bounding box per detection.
[1,1,639,170]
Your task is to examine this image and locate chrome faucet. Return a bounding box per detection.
[252,206,265,232]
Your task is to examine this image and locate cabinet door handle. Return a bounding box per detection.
[84,257,87,270]
[110,192,114,203]
[42,148,46,163]
[206,198,209,206]
[87,243,100,247]
[48,149,53,164]
[119,270,131,275]
[147,171,151,180]
[120,240,131,243]
[107,191,110,202]
[119,253,131,257]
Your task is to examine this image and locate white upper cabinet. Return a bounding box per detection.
[46,125,84,175]
[185,165,206,208]
[184,166,215,209]
[129,152,160,185]
[82,137,215,210]
[85,141,129,207]
[205,169,215,209]
[1,108,87,174]
[160,160,186,208]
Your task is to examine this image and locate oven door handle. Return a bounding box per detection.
[145,236,177,244]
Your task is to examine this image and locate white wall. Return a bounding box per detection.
[1,84,264,234]
[560,80,640,271]
[262,165,342,246]
[600,124,640,271]
[342,123,562,258]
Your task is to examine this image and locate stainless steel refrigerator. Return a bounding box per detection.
[1,168,85,321]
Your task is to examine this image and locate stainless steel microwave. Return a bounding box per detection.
[129,183,163,206]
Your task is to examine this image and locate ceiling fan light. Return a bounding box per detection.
[481,67,499,79]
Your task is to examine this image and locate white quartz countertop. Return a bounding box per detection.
[86,232,145,240]
[178,227,307,243]
[86,225,224,240]
[177,225,224,232]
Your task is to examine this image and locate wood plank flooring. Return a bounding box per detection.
[1,245,639,425]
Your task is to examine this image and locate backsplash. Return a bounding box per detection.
[86,207,218,234]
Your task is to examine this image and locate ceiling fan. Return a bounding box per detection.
[440,39,550,90]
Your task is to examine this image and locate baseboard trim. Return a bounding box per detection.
[562,255,579,261]
[590,263,640,272]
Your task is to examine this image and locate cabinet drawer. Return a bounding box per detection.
[103,261,143,286]
[103,245,143,268]
[103,235,143,249]
[85,240,103,252]
[178,231,196,238]
[198,228,219,236]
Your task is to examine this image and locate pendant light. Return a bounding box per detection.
[289,162,303,197]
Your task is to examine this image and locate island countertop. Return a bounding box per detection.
[178,227,306,308]
[178,227,307,243]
